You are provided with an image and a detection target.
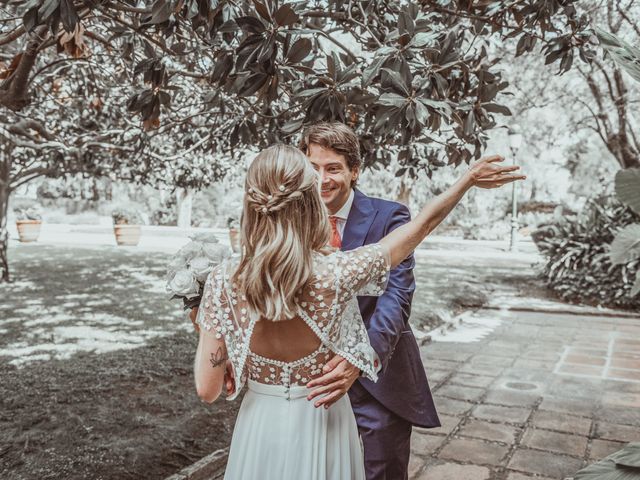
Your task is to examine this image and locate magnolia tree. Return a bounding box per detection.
[0,63,230,280]
[0,0,594,281]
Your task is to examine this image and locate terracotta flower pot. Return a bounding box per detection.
[16,220,42,243]
[228,228,240,253]
[113,224,141,246]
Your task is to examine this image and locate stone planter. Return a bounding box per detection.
[16,220,42,243]
[113,224,141,246]
[228,228,240,253]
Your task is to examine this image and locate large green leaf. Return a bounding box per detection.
[615,443,640,468]
[574,443,640,480]
[609,224,640,265]
[616,169,640,214]
[632,272,640,297]
[595,28,640,83]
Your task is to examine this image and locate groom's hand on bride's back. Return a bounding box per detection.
[306,355,360,409]
[224,360,236,396]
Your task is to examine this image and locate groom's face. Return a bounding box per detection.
[307,143,359,215]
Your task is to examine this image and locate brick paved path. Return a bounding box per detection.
[410,309,640,480]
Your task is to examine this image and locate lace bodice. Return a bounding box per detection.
[196,243,390,400]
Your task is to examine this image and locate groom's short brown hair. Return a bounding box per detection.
[298,122,361,171]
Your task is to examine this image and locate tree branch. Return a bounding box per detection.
[591,58,616,102]
[0,25,25,46]
[0,125,68,151]
[575,98,609,146]
[102,1,151,14]
[616,6,640,37]
[299,24,359,62]
[10,168,56,190]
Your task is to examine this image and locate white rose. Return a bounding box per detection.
[166,255,187,275]
[202,242,231,263]
[176,241,202,262]
[167,269,199,298]
[189,232,219,244]
[190,256,213,283]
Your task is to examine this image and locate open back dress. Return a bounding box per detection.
[196,243,390,480]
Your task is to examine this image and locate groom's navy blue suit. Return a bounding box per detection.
[343,189,440,480]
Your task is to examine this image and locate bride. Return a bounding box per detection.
[193,144,523,479]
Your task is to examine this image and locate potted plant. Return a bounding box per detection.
[227,215,240,253]
[15,206,43,243]
[112,208,144,246]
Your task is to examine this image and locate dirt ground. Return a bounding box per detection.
[0,242,545,480]
[0,329,239,480]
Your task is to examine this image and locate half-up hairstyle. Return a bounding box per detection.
[233,144,331,321]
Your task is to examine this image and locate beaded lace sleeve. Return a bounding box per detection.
[298,244,391,381]
[196,260,251,401]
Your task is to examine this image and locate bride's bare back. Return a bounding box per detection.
[250,317,322,363]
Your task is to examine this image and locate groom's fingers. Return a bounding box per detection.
[315,390,342,409]
[307,375,341,397]
[307,369,340,389]
[322,355,345,374]
[308,381,341,403]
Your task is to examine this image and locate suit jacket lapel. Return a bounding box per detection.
[342,189,378,251]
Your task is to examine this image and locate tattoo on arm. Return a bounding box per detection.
[209,347,228,369]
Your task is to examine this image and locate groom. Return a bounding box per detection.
[302,122,440,480]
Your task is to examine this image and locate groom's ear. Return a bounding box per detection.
[350,167,360,187]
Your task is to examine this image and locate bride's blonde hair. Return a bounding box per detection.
[233,144,331,321]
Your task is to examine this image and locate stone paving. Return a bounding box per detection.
[409,309,640,480]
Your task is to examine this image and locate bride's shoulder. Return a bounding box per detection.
[207,255,240,287]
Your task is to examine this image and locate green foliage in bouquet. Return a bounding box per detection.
[111,208,144,225]
[532,197,640,310]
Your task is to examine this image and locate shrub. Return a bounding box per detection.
[15,206,43,221]
[149,196,177,226]
[111,208,144,225]
[532,196,640,310]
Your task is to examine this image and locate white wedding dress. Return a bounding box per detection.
[196,243,390,480]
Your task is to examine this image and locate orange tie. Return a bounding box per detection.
[329,216,342,249]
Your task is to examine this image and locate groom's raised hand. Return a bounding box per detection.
[306,355,360,409]
[468,155,526,189]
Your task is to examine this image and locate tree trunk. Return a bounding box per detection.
[0,27,47,110]
[176,188,193,229]
[396,174,412,206]
[0,158,11,283]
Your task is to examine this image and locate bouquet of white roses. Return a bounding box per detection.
[166,232,232,311]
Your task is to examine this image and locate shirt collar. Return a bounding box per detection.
[332,189,354,221]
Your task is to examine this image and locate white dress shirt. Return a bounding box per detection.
[331,189,355,238]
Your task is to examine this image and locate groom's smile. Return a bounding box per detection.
[307,143,359,215]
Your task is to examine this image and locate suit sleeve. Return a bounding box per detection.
[365,204,415,373]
